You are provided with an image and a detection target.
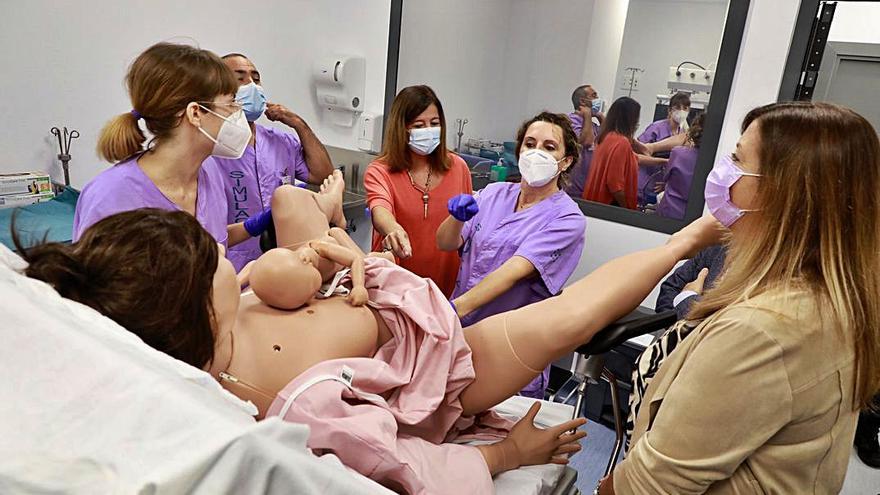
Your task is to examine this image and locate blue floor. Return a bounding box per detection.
[568,421,619,493]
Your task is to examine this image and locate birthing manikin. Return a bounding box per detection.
[237,170,388,310]
[218,171,396,414]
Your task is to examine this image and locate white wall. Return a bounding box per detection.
[613,0,728,135]
[397,0,595,146]
[581,0,629,103]
[828,2,880,44]
[397,0,511,146]
[0,0,391,188]
[501,0,597,125]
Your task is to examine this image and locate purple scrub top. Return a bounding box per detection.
[565,112,600,197]
[211,124,310,271]
[637,119,679,205]
[453,182,586,397]
[656,146,699,220]
[72,155,229,246]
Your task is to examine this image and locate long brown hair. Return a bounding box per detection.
[690,102,880,409]
[597,96,640,145]
[379,85,451,173]
[514,112,580,189]
[97,42,238,163]
[14,208,220,369]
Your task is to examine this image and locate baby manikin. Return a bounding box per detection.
[238,170,391,310]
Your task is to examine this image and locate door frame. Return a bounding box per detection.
[813,41,880,100]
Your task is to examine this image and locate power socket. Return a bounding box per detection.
[621,69,642,91]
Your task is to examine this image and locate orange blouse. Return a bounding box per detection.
[364,153,473,296]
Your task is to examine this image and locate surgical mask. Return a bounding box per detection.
[591,98,604,114]
[518,149,562,187]
[197,105,252,159]
[408,127,441,155]
[672,109,689,124]
[704,155,762,227]
[236,82,267,122]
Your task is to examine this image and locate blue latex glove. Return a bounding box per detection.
[447,194,479,222]
[243,208,273,237]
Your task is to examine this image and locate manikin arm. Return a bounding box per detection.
[237,260,256,288]
[309,240,368,306]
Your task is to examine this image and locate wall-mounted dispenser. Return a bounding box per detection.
[313,55,366,127]
[357,112,382,154]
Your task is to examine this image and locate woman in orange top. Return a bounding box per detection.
[364,85,472,296]
[583,97,641,209]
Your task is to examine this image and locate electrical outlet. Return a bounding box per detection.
[620,71,641,91]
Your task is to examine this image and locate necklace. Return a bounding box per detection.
[407,167,432,219]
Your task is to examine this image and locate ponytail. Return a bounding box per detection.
[96,42,238,164]
[96,112,146,163]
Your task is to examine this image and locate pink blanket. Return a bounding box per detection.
[267,257,512,494]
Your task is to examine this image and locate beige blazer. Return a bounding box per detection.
[614,290,858,494]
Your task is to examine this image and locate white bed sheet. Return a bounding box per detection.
[0,244,572,495]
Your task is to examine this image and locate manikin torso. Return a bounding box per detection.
[219,291,393,417]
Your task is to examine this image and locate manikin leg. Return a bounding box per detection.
[459,220,716,416]
[272,170,346,248]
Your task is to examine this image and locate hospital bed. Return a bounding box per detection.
[0,244,579,495]
[0,187,79,251]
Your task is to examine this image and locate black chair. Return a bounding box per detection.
[559,307,677,477]
[259,220,277,253]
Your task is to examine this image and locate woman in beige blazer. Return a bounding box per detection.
[600,102,880,494]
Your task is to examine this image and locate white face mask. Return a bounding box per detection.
[197,105,252,159]
[672,109,690,125]
[408,126,441,156]
[518,148,562,187]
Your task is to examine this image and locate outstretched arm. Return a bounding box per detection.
[453,256,535,318]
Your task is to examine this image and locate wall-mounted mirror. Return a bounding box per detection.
[385,0,750,234]
[781,0,880,131]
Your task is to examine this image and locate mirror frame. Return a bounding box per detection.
[384,0,751,234]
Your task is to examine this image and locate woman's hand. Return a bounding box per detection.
[668,214,726,259]
[505,402,588,468]
[447,194,479,222]
[683,267,710,295]
[632,140,652,156]
[383,226,412,259]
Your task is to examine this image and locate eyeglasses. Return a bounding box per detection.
[196,101,243,117]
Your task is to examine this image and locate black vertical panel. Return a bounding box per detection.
[382,0,404,143]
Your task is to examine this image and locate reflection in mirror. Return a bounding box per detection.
[395,0,734,230]
[584,0,729,219]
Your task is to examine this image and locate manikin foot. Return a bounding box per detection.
[317,170,347,230]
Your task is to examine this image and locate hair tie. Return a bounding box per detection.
[130,109,142,120]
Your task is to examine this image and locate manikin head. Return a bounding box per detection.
[249,247,323,310]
